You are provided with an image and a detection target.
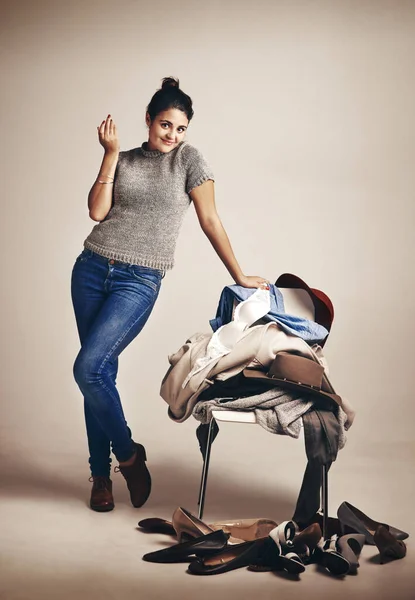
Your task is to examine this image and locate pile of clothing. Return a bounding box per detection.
[159,274,354,526]
[138,502,408,576]
[152,276,409,577]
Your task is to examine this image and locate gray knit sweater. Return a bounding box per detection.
[83,140,214,270]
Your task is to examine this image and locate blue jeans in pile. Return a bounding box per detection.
[71,248,163,477]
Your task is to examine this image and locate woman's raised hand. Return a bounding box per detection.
[97,114,120,153]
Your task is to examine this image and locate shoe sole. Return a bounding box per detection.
[90,503,115,512]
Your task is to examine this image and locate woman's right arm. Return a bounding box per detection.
[88,115,120,222]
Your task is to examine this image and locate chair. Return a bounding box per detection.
[196,280,333,539]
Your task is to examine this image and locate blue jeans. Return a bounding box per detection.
[71,248,163,477]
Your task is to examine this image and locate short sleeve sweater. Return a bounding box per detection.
[83,140,214,270]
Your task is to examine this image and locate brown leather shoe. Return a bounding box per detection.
[89,476,114,512]
[115,443,151,508]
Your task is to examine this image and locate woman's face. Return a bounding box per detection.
[145,108,189,153]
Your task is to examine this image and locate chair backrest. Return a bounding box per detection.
[275,273,334,336]
[232,288,316,325]
[232,276,333,345]
[279,288,315,321]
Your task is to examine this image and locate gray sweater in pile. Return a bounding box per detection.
[83,140,214,270]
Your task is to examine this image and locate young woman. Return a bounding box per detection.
[71,76,269,512]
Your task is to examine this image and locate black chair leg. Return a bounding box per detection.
[197,418,216,520]
[321,464,329,540]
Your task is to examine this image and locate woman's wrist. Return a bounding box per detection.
[104,149,119,158]
[233,272,246,286]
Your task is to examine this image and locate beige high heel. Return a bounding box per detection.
[140,510,277,545]
[172,507,244,545]
[172,507,212,543]
[209,518,278,541]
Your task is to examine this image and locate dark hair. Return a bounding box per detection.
[146,76,194,122]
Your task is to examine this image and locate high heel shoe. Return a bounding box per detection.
[209,518,278,541]
[171,507,247,544]
[142,529,230,563]
[374,525,407,564]
[269,522,305,574]
[336,534,366,575]
[296,512,347,538]
[170,507,236,544]
[249,521,306,575]
[139,514,277,543]
[172,507,214,543]
[312,535,350,576]
[291,523,322,557]
[337,501,409,545]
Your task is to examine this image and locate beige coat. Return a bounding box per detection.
[160,322,331,422]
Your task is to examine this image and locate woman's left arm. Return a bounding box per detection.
[190,180,269,289]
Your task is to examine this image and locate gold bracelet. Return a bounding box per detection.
[98,174,114,179]
[97,180,114,184]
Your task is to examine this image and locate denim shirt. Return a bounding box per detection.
[209,284,329,345]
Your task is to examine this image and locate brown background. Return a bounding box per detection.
[1,1,414,598]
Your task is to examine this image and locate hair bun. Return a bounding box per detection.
[146,76,193,122]
[161,76,180,90]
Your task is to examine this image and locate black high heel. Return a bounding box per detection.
[142,529,230,563]
[337,502,409,545]
[249,521,306,575]
[312,535,350,576]
[374,525,407,564]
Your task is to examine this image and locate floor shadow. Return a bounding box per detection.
[0,452,298,522]
[0,458,88,502]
